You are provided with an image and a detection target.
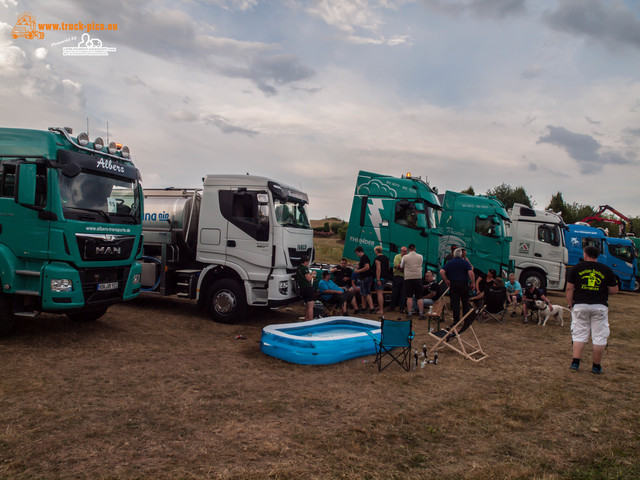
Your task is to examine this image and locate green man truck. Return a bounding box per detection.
[140,175,314,324]
[0,127,143,335]
[342,171,512,276]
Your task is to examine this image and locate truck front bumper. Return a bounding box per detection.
[41,261,142,311]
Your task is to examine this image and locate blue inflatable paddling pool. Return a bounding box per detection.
[261,316,381,365]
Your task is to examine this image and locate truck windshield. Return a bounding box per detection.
[608,243,636,263]
[274,202,310,229]
[59,172,140,224]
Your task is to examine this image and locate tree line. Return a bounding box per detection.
[462,184,640,237]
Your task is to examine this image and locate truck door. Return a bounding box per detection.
[0,161,50,261]
[472,214,505,273]
[605,241,635,287]
[534,224,563,264]
[220,189,271,281]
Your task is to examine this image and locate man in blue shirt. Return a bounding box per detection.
[439,248,475,325]
[318,271,354,315]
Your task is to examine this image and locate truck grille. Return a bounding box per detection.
[288,247,314,266]
[76,234,135,261]
[78,267,130,304]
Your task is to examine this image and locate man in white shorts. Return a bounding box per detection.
[566,245,618,374]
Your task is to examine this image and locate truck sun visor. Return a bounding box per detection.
[57,149,140,181]
[268,180,308,205]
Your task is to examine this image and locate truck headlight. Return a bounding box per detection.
[279,281,289,295]
[133,273,141,284]
[51,279,73,292]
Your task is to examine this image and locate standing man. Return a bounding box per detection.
[296,255,315,321]
[566,245,618,374]
[354,246,375,313]
[401,244,425,319]
[440,248,475,325]
[390,246,407,312]
[373,246,390,316]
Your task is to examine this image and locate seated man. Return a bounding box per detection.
[318,271,355,315]
[522,282,552,323]
[331,258,353,289]
[505,273,522,317]
[421,270,440,308]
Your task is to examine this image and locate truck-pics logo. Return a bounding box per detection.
[12,11,44,39]
[63,33,116,56]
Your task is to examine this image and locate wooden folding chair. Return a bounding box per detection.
[428,306,489,362]
[427,298,447,332]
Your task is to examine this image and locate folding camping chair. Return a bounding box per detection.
[428,307,489,362]
[478,284,508,325]
[367,317,415,371]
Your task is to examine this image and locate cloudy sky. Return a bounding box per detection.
[1,0,639,219]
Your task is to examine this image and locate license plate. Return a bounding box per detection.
[97,281,119,291]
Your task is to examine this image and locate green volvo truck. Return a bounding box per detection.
[0,127,143,335]
[343,171,512,276]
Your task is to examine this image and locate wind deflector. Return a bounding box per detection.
[268,180,308,205]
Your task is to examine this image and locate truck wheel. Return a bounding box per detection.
[634,278,639,293]
[66,307,108,322]
[0,294,16,336]
[206,279,247,324]
[520,270,546,291]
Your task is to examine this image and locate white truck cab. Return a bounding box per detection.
[506,203,568,290]
[141,175,314,323]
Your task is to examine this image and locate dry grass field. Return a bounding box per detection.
[2,285,639,479]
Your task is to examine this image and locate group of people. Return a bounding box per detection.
[297,243,618,375]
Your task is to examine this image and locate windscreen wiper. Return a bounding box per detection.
[64,207,112,223]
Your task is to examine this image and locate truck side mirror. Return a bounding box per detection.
[15,163,37,206]
[416,213,427,229]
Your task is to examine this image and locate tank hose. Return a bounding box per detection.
[140,256,163,292]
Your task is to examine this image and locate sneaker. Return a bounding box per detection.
[570,362,579,373]
[407,312,413,318]
[369,308,377,314]
[511,312,517,317]
[418,312,425,320]
[591,365,602,375]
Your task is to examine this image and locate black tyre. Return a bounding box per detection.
[520,270,546,291]
[634,277,639,293]
[0,294,16,336]
[205,279,247,324]
[66,306,108,322]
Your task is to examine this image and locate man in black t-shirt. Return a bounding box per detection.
[354,247,375,313]
[373,246,390,315]
[331,258,353,288]
[566,245,618,375]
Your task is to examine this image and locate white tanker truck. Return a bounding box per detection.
[140,175,314,323]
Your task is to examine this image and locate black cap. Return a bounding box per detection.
[526,282,534,288]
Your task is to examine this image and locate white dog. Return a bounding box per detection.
[534,300,572,326]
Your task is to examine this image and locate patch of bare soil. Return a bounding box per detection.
[1,291,639,479]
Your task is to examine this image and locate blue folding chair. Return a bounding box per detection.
[368,317,414,371]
